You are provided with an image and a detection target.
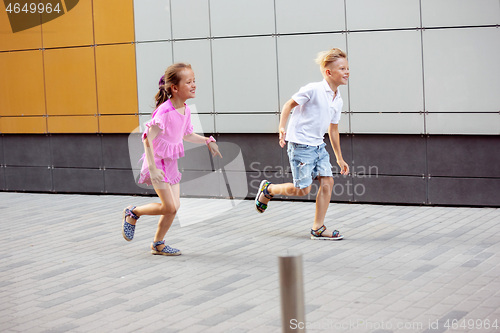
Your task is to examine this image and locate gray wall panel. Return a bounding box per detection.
[218,134,284,173]
[171,0,210,39]
[218,170,250,200]
[427,135,500,178]
[331,175,354,203]
[3,135,51,167]
[324,134,353,174]
[353,175,427,204]
[0,166,4,190]
[52,168,104,194]
[102,134,133,169]
[104,169,148,195]
[179,142,215,172]
[423,27,500,113]
[4,166,52,192]
[429,178,500,206]
[421,0,500,27]
[180,170,220,197]
[50,135,103,168]
[275,0,345,34]
[0,136,4,164]
[352,134,426,176]
[209,0,275,37]
[2,134,499,207]
[346,0,421,30]
[133,0,171,42]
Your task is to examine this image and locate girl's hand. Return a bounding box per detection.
[337,159,350,175]
[208,142,223,158]
[150,168,166,184]
[279,128,286,148]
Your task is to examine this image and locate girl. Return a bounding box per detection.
[255,48,350,240]
[122,63,222,256]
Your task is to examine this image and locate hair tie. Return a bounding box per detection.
[158,75,165,90]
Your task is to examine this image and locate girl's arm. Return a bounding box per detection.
[143,125,165,183]
[328,123,349,175]
[183,133,223,158]
[183,132,207,145]
[278,99,298,147]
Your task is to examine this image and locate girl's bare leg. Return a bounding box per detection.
[125,182,180,251]
[153,183,180,250]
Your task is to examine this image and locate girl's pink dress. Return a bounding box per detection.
[138,99,194,185]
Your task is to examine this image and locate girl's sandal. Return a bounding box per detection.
[255,180,273,213]
[311,225,344,240]
[122,206,139,241]
[151,240,182,256]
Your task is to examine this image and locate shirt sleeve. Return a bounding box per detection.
[142,114,165,140]
[331,99,343,124]
[331,111,342,124]
[291,83,313,105]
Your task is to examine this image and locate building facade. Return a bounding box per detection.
[1,0,499,206]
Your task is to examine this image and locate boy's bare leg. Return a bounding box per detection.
[256,182,311,205]
[313,176,334,235]
[268,183,311,197]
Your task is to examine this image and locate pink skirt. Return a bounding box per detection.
[138,158,182,185]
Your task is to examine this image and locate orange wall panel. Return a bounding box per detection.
[0,50,46,116]
[44,46,98,116]
[0,1,43,51]
[93,0,135,44]
[41,0,94,48]
[95,44,138,115]
[0,116,47,134]
[99,115,139,133]
[47,115,98,133]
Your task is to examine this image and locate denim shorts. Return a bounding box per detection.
[287,142,333,189]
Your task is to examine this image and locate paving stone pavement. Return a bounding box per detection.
[0,192,499,333]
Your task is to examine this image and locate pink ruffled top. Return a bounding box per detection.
[141,99,194,161]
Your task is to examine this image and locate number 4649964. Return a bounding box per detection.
[444,319,499,330]
[6,2,61,14]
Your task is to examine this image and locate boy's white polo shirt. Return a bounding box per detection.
[286,79,343,146]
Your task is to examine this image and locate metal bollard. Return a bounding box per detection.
[279,253,305,332]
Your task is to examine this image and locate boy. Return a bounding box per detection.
[255,48,350,240]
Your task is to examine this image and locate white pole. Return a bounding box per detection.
[279,253,305,332]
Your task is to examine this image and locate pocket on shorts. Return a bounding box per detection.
[293,143,309,149]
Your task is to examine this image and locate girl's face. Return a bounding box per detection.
[172,69,196,100]
[326,58,349,87]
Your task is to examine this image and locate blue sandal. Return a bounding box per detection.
[311,225,343,240]
[122,206,139,241]
[255,180,273,213]
[151,240,181,256]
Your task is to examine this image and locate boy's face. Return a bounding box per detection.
[325,58,349,87]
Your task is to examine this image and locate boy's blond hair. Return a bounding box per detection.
[315,48,347,69]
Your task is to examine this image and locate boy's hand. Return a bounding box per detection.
[208,142,223,158]
[279,128,286,148]
[337,160,349,175]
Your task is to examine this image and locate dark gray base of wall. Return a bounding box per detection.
[1,133,499,207]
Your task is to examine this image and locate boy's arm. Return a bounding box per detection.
[278,99,298,147]
[328,123,349,175]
